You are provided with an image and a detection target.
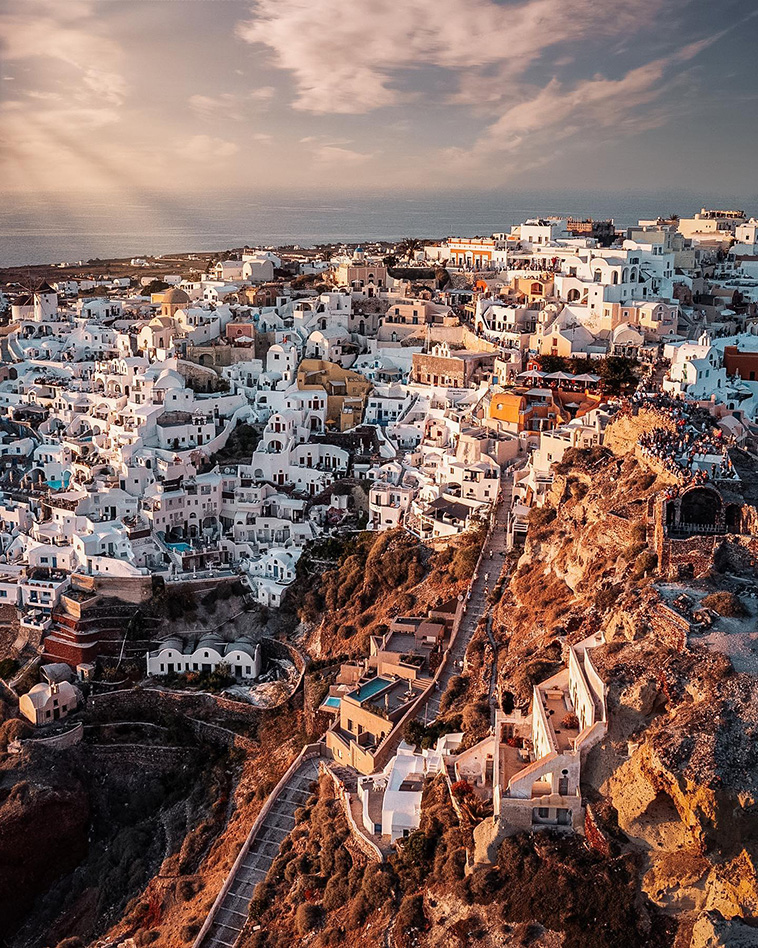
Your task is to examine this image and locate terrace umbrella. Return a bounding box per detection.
[517,369,546,380]
[573,373,600,383]
[545,371,575,381]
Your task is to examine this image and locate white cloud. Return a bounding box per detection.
[249,86,275,102]
[313,144,372,163]
[461,31,723,162]
[189,93,242,121]
[237,0,665,114]
[0,1,126,106]
[183,135,240,161]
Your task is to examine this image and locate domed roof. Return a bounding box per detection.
[162,287,190,304]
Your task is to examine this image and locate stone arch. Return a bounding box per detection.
[567,288,581,303]
[725,503,741,533]
[679,487,721,528]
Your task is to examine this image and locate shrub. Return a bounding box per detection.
[0,717,33,750]
[180,921,200,942]
[440,675,468,715]
[595,584,622,611]
[360,864,394,910]
[631,551,657,579]
[528,506,557,532]
[701,591,747,618]
[396,894,426,946]
[0,657,19,680]
[322,876,349,911]
[296,902,322,936]
[346,892,369,929]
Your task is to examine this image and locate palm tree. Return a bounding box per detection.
[399,237,422,263]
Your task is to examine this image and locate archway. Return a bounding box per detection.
[726,504,741,533]
[679,487,721,529]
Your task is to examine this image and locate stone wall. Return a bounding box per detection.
[72,572,154,605]
[649,603,690,652]
[90,686,261,727]
[412,354,466,387]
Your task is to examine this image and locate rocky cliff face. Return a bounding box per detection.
[493,445,758,943]
[0,754,90,939]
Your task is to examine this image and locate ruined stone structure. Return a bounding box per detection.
[653,482,758,581]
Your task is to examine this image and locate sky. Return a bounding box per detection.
[1,0,758,203]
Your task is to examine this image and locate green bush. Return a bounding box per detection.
[295,902,322,935]
[632,551,657,579]
[528,506,557,532]
[701,591,747,618]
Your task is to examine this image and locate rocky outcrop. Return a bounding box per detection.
[690,910,758,947]
[0,763,90,938]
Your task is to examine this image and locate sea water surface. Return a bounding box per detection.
[1,188,757,268]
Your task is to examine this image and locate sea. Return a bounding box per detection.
[1,188,757,269]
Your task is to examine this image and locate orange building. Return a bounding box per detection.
[489,387,601,434]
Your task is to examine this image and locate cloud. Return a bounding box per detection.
[313,144,372,163]
[0,0,126,106]
[189,93,242,121]
[237,0,665,114]
[183,135,240,161]
[452,33,722,165]
[249,86,275,102]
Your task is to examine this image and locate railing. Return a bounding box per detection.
[193,742,324,948]
[668,521,726,536]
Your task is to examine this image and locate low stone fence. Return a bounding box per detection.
[9,721,84,753]
[84,717,257,753]
[89,686,261,728]
[320,762,384,863]
[649,603,690,652]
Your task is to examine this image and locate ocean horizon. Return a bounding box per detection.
[2,187,757,269]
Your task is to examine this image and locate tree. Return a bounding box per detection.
[140,279,170,296]
[399,238,422,262]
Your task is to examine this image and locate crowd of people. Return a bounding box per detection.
[632,393,739,482]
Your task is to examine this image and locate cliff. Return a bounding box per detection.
[492,443,758,943]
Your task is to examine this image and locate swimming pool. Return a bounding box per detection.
[322,695,341,709]
[47,473,71,490]
[167,542,193,553]
[349,677,393,703]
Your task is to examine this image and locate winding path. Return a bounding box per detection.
[419,471,513,724]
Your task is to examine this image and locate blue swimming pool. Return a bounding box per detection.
[167,542,193,553]
[47,473,71,490]
[322,696,341,709]
[349,677,393,703]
